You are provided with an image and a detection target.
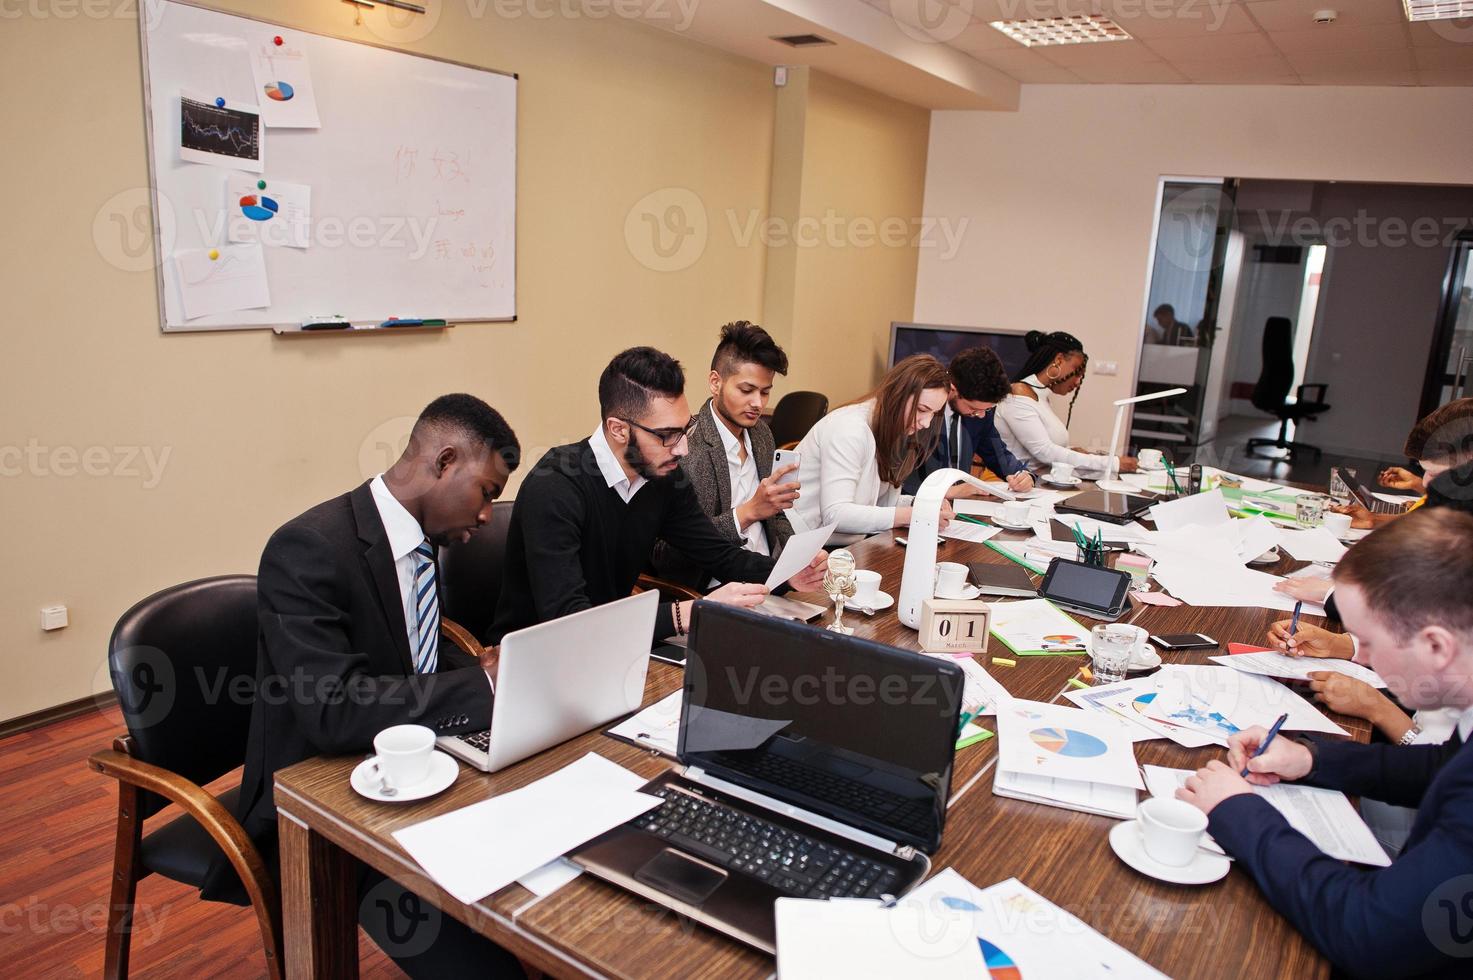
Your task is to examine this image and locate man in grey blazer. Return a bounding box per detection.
[653,322,798,588]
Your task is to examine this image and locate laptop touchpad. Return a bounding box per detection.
[635,849,726,906]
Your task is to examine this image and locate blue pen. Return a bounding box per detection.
[1241,712,1290,777]
[1287,599,1303,653]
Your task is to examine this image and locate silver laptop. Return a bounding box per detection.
[437,590,658,772]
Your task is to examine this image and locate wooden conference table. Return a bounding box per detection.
[275,485,1368,979]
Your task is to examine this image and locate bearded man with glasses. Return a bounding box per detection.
[489,346,827,647]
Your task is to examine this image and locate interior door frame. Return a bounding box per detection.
[1419,231,1473,417]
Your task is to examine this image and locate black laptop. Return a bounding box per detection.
[571,602,964,953]
[1055,489,1156,525]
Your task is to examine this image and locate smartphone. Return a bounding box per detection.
[1149,632,1218,650]
[772,449,802,477]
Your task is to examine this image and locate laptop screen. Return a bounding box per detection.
[681,603,963,854]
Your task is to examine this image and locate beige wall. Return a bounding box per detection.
[915,85,1473,451]
[0,4,928,720]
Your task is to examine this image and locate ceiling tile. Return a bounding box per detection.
[1413,44,1473,67]
[1295,68,1419,85]
[1145,30,1279,61]
[1406,20,1473,47]
[1097,0,1262,39]
[1417,67,1473,84]
[1034,38,1164,65]
[968,45,1088,81]
[947,21,1030,54]
[1066,60,1193,82]
[1268,24,1412,54]
[1286,47,1416,72]
[1244,0,1408,32]
[1171,53,1299,81]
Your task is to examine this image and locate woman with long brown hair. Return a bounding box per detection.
[791,354,955,545]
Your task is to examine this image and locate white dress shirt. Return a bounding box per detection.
[711,402,770,556]
[792,400,913,545]
[589,426,647,504]
[369,474,435,660]
[996,375,1119,478]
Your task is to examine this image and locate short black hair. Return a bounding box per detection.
[599,347,686,422]
[949,347,1010,403]
[711,320,789,377]
[415,393,520,470]
[1153,304,1175,317]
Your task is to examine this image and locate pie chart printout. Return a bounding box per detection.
[1028,726,1108,759]
[264,81,295,101]
[937,896,1024,980]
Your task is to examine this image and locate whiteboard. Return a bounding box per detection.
[140,0,516,331]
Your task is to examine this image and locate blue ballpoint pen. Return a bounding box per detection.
[1241,712,1290,777]
[1287,600,1303,653]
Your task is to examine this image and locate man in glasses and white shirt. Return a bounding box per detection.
[490,346,827,647]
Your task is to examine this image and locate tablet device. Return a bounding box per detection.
[1054,490,1155,525]
[1038,557,1132,621]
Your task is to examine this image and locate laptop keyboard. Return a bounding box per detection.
[635,786,902,900]
[453,730,491,752]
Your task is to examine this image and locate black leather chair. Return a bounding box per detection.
[1246,316,1330,461]
[769,390,829,450]
[438,498,514,645]
[87,575,282,980]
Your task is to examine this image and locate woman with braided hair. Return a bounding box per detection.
[995,330,1139,478]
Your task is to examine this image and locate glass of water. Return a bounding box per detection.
[1089,625,1135,685]
[1296,493,1328,528]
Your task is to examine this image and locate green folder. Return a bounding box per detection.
[985,540,1049,576]
[956,723,994,750]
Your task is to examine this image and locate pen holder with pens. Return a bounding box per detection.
[1078,540,1107,567]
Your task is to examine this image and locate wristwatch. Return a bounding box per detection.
[1398,725,1423,746]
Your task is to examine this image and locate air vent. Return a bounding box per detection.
[771,33,834,47]
[1402,0,1473,21]
[990,15,1131,47]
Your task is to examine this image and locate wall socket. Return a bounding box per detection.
[41,605,68,631]
[1094,361,1119,376]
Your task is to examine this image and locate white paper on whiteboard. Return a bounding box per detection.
[249,36,321,128]
[179,92,264,172]
[227,174,312,249]
[173,244,271,319]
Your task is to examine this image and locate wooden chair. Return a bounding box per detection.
[88,575,487,979]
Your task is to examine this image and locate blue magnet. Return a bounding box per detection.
[215,97,225,108]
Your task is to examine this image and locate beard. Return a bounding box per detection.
[624,438,675,483]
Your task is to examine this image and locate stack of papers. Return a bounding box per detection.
[1143,766,1389,866]
[987,598,1090,655]
[1274,526,1348,564]
[941,520,1000,544]
[605,690,682,757]
[392,753,661,904]
[1210,650,1387,689]
[993,699,1143,818]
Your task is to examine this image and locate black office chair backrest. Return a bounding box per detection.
[1251,316,1296,414]
[769,390,829,448]
[438,499,515,643]
[108,574,258,819]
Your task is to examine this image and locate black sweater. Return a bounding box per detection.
[489,440,778,644]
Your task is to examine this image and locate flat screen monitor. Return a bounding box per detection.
[888,322,1032,376]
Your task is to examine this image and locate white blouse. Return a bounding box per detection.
[996,375,1119,478]
[791,400,913,545]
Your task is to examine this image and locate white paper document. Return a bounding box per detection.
[249,35,321,128]
[993,768,1138,819]
[1064,676,1219,748]
[1275,526,1348,564]
[227,173,311,249]
[392,753,661,904]
[941,520,1001,544]
[954,657,1013,715]
[775,896,985,979]
[1210,651,1387,689]
[765,522,836,590]
[173,244,271,319]
[902,869,1169,979]
[605,690,682,757]
[1149,488,1230,532]
[995,699,1143,790]
[988,598,1090,655]
[1151,664,1348,738]
[516,857,583,897]
[1143,766,1390,867]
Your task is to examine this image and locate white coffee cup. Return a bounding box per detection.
[853,569,882,607]
[1138,448,1164,470]
[934,561,970,599]
[371,724,436,789]
[1050,462,1075,483]
[1322,512,1353,538]
[1137,797,1208,867]
[1001,500,1030,525]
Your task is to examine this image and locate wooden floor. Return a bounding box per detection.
[0,705,405,979]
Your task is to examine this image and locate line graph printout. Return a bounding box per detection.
[179,93,264,171]
[173,244,271,319]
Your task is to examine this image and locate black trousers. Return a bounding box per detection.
[357,870,526,978]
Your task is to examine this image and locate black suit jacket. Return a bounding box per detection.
[204,481,492,901]
[902,407,1026,495]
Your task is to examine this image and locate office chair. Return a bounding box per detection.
[769,391,829,450]
[438,499,515,646]
[87,575,489,979]
[1246,316,1330,461]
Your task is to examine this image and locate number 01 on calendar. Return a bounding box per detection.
[918,598,991,655]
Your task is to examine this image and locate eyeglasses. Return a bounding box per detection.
[620,416,699,448]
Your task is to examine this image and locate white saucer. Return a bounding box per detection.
[1247,548,1281,567]
[1138,462,1167,472]
[991,519,1032,532]
[936,584,981,601]
[1043,475,1083,488]
[855,590,895,614]
[351,750,459,803]
[1128,647,1162,672]
[1109,820,1229,885]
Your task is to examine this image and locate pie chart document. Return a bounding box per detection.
[995,699,1143,790]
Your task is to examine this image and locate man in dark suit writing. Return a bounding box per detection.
[1178,507,1473,979]
[209,393,524,977]
[902,345,1034,496]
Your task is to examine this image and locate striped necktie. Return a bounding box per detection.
[411,541,439,674]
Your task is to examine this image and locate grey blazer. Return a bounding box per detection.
[651,399,795,586]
